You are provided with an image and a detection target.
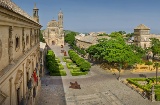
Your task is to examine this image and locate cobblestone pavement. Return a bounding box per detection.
[37,45,160,105]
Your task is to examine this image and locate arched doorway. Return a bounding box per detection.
[52,41,55,45]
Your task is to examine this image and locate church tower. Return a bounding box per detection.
[33,3,39,22]
[58,10,63,28]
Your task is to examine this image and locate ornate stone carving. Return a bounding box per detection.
[22,28,25,53]
[0,39,2,60]
[30,29,32,47]
[8,26,13,63]
[0,0,39,24]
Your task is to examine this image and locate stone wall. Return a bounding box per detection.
[0,2,41,105]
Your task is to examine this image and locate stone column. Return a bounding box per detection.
[8,26,13,64]
[9,77,13,105]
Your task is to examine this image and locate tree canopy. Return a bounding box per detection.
[86,32,141,69]
[150,38,160,57]
[40,30,45,42]
[64,32,76,45]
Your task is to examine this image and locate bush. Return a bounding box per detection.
[50,70,67,76]
[70,70,88,76]
[59,64,64,69]
[56,58,61,63]
[68,50,91,71]
[155,94,160,101]
[66,63,73,69]
[46,50,65,76]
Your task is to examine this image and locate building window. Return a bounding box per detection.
[15,36,20,51]
[26,35,29,45]
[144,43,146,49]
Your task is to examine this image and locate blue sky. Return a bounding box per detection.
[12,0,160,34]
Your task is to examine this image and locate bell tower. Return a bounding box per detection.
[33,3,39,22]
[58,10,63,28]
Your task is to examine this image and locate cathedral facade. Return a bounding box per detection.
[0,0,41,105]
[43,10,64,46]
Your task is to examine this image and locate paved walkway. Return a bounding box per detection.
[37,44,160,105]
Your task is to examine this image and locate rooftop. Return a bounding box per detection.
[0,0,39,24]
[135,24,150,30]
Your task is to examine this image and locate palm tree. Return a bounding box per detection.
[153,62,160,84]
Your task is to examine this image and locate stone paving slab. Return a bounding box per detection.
[65,91,123,105]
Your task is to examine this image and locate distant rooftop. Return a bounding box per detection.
[0,0,39,24]
[135,24,150,30]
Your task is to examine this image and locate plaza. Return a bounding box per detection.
[37,44,160,105]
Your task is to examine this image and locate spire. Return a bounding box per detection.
[34,3,38,9]
[59,8,63,14]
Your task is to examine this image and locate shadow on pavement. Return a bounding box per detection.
[37,45,67,105]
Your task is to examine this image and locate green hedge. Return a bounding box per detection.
[70,70,88,76]
[68,50,91,71]
[59,64,64,69]
[50,70,67,76]
[127,77,160,101]
[46,50,66,76]
[66,63,73,69]
[56,58,61,63]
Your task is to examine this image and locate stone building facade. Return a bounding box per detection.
[75,32,109,49]
[134,24,160,49]
[0,0,42,105]
[43,10,64,46]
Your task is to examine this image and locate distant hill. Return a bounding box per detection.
[41,29,79,35]
[64,30,79,35]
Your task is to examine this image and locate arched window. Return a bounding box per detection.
[26,35,29,45]
[144,43,146,49]
[15,36,20,51]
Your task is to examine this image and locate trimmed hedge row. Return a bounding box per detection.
[70,69,88,76]
[72,45,86,56]
[63,57,73,63]
[127,77,160,101]
[127,78,150,92]
[68,50,91,71]
[50,70,66,76]
[46,50,66,76]
[66,62,88,76]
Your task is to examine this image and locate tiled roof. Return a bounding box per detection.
[75,35,96,43]
[0,0,39,24]
[75,35,109,44]
[135,24,150,30]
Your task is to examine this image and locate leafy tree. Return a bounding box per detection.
[117,31,126,35]
[129,44,146,58]
[150,38,160,58]
[87,32,141,69]
[153,62,160,84]
[97,33,108,36]
[65,32,76,45]
[40,30,45,42]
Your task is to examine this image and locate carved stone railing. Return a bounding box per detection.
[0,0,38,24]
